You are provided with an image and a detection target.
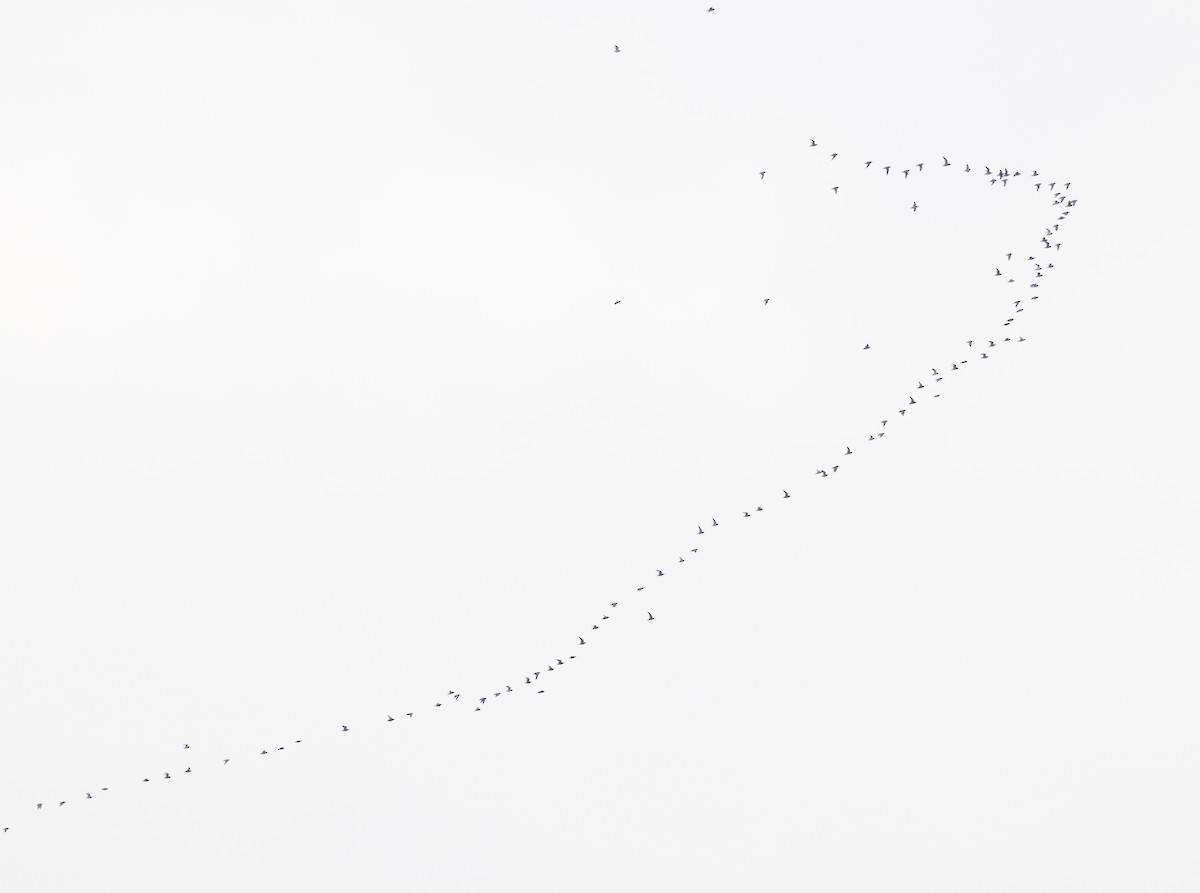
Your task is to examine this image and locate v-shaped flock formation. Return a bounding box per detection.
[1,11,1080,841]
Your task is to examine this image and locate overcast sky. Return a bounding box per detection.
[2,2,1199,891]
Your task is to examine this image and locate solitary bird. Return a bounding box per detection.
[863,343,870,349]
[759,171,766,179]
[911,201,918,211]
[909,396,916,404]
[697,525,704,534]
[613,45,621,52]
[831,186,839,194]
[783,490,791,498]
[579,637,587,645]
[810,139,817,147]
[656,569,664,576]
[942,156,951,166]
[647,612,656,621]
[845,446,853,455]
[387,715,395,722]
[341,725,349,732]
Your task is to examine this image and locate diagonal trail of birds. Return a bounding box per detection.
[2,10,1081,841]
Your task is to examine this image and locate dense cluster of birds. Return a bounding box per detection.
[2,8,1080,840]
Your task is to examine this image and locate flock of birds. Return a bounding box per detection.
[2,9,1080,840]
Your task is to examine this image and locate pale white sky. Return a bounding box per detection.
[2,2,1198,890]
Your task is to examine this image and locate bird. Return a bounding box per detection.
[86,793,93,799]
[902,169,910,178]
[579,637,586,645]
[863,343,870,349]
[341,725,349,732]
[763,298,770,305]
[387,715,395,722]
[260,750,268,755]
[995,268,1001,276]
[223,759,230,765]
[845,446,853,455]
[59,801,66,807]
[656,569,664,576]
[185,768,191,773]
[183,744,190,749]
[711,518,719,526]
[964,164,971,172]
[810,139,817,147]
[708,5,715,10]
[697,525,704,534]
[164,772,171,780]
[917,163,924,171]
[831,186,839,194]
[613,300,620,305]
[759,171,766,179]
[865,161,872,168]
[911,202,918,211]
[613,45,621,53]
[942,156,951,166]
[830,153,838,160]
[783,490,791,498]
[884,165,891,174]
[647,612,656,620]
[909,396,916,404]
[36,803,42,810]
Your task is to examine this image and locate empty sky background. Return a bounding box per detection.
[2,2,1199,890]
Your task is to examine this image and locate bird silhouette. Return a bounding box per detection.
[783,490,791,498]
[759,171,766,179]
[613,45,621,53]
[647,612,656,621]
[942,156,951,166]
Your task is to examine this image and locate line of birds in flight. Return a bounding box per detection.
[3,15,1080,840]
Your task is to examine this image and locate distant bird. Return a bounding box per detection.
[711,518,719,526]
[341,725,349,732]
[898,409,906,416]
[759,171,766,179]
[579,637,586,645]
[223,759,230,765]
[865,161,872,168]
[59,801,66,807]
[614,300,620,305]
[164,773,171,779]
[743,511,751,517]
[763,298,770,305]
[260,750,268,755]
[964,164,971,172]
[36,803,42,810]
[756,506,763,511]
[995,268,1001,276]
[614,45,621,52]
[708,5,715,10]
[845,446,853,455]
[810,139,817,146]
[942,156,951,166]
[902,169,910,178]
[831,465,839,472]
[697,525,704,534]
[909,396,916,404]
[916,163,924,171]
[831,186,839,194]
[647,612,656,621]
[884,165,891,175]
[911,201,918,211]
[183,744,190,750]
[86,793,93,799]
[863,343,870,349]
[830,153,837,160]
[783,490,791,498]
[387,715,395,722]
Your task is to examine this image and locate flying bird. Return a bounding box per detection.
[942,156,951,166]
[647,612,656,621]
[783,490,791,498]
[911,201,918,211]
[759,171,766,179]
[614,45,621,53]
